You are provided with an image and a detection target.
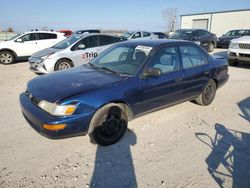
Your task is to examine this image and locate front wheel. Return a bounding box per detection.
[88,104,128,146]
[195,80,217,106]
[208,42,214,52]
[0,51,15,64]
[55,59,73,71]
[228,59,239,66]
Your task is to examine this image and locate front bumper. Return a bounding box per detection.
[19,93,91,139]
[217,40,230,48]
[29,57,48,74]
[228,49,250,63]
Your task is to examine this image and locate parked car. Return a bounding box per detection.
[74,29,100,35]
[228,36,250,66]
[217,29,250,48]
[0,31,66,64]
[153,32,168,39]
[20,39,229,146]
[29,33,123,74]
[58,30,73,37]
[122,31,158,40]
[169,29,217,52]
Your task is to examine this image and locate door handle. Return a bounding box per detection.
[175,78,183,82]
[204,71,209,75]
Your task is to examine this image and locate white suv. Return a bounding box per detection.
[0,31,65,64]
[228,36,250,66]
[122,31,158,40]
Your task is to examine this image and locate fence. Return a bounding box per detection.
[0,32,17,41]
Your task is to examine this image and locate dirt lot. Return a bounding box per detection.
[0,49,249,188]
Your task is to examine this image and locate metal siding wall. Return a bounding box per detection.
[192,19,209,30]
[181,14,211,29]
[211,11,250,37]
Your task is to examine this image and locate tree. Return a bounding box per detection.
[7,27,14,32]
[162,8,177,33]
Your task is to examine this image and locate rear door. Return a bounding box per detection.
[70,35,100,66]
[179,44,210,100]
[199,30,211,49]
[37,33,58,50]
[138,45,184,113]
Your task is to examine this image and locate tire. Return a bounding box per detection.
[88,103,128,146]
[54,59,73,71]
[228,59,239,66]
[0,51,15,64]
[195,80,217,106]
[208,42,214,52]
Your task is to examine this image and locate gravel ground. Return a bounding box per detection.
[0,49,249,188]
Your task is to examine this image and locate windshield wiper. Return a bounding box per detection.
[88,63,101,70]
[100,66,122,76]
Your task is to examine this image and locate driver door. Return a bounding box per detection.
[14,33,39,56]
[71,35,100,66]
[137,45,184,114]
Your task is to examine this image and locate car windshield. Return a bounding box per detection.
[6,33,21,41]
[53,36,81,49]
[169,30,192,39]
[89,44,153,76]
[122,32,134,39]
[224,30,245,36]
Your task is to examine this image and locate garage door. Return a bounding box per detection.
[192,19,208,30]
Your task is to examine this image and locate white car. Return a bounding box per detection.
[29,33,123,74]
[122,31,158,40]
[228,36,250,66]
[0,31,65,64]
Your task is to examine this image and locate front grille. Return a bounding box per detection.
[239,43,250,49]
[239,53,250,58]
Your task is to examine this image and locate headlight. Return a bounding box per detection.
[229,42,238,49]
[38,100,77,116]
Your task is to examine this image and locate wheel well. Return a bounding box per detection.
[54,58,74,70]
[213,78,219,88]
[0,49,17,59]
[102,101,134,120]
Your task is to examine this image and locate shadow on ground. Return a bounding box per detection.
[90,129,137,188]
[196,124,250,187]
[238,97,250,123]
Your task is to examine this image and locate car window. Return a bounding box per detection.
[19,33,39,41]
[244,30,250,36]
[85,35,99,48]
[180,45,208,69]
[38,33,57,40]
[148,46,180,75]
[193,31,201,39]
[202,30,210,37]
[132,32,141,39]
[72,38,87,51]
[99,35,115,46]
[143,32,151,37]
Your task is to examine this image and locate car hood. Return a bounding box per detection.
[27,65,123,103]
[219,36,238,41]
[231,36,250,43]
[31,47,62,58]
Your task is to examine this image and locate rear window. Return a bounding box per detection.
[39,33,57,40]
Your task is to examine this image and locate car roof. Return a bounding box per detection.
[23,30,63,35]
[76,33,120,38]
[117,39,190,47]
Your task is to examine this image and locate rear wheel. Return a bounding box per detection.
[195,80,217,106]
[228,59,239,66]
[88,103,128,146]
[208,42,214,52]
[0,51,15,64]
[55,59,73,71]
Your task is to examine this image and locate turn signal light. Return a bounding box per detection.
[43,124,66,131]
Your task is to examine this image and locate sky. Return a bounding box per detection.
[0,0,249,32]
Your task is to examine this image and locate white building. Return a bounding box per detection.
[180,9,250,37]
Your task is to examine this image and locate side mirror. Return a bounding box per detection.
[222,34,225,36]
[143,68,162,78]
[16,38,23,42]
[77,44,85,50]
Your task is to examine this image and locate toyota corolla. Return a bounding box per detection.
[20,40,229,146]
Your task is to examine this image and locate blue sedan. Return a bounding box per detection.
[20,40,229,146]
